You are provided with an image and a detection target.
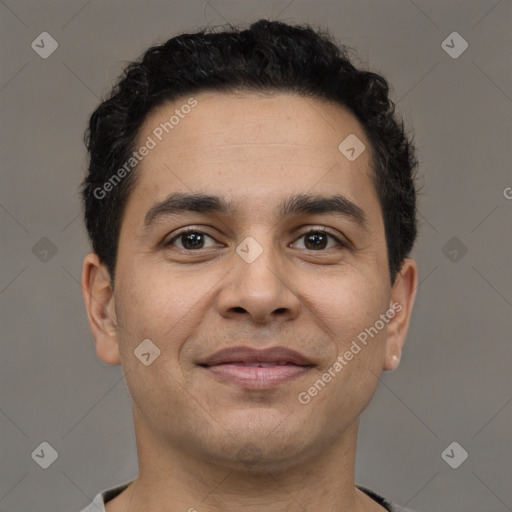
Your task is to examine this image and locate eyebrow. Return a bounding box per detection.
[143,192,368,230]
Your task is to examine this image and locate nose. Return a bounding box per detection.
[216,239,302,325]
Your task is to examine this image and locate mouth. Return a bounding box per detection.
[198,346,315,389]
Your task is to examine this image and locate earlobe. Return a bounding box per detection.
[385,353,401,372]
[383,258,418,372]
[81,253,122,366]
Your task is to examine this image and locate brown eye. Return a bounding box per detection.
[304,232,328,250]
[293,230,344,251]
[166,230,217,250]
[165,228,345,252]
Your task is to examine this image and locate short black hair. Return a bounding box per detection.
[81,19,418,287]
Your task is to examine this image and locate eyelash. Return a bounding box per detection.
[165,227,346,251]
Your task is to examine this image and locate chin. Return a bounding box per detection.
[203,429,311,474]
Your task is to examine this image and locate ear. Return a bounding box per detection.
[81,253,121,366]
[383,258,418,371]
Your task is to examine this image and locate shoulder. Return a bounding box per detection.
[357,484,418,512]
[78,480,134,512]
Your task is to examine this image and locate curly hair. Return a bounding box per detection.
[81,19,418,287]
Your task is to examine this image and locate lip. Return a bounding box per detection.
[199,346,315,389]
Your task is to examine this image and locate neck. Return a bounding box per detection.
[107,412,384,512]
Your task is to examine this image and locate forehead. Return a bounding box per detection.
[138,91,370,164]
[124,91,380,228]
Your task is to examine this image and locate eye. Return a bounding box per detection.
[165,229,218,250]
[165,227,346,252]
[292,229,345,251]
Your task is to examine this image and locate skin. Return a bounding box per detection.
[82,91,418,511]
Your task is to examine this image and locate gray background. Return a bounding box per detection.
[1,1,511,511]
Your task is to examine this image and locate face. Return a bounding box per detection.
[84,91,417,471]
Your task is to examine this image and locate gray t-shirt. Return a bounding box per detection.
[79,480,417,511]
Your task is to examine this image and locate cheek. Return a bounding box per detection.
[325,274,389,396]
[309,269,389,348]
[303,275,389,434]
[114,264,215,364]
[112,269,203,434]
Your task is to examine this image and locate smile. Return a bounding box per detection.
[199,346,315,389]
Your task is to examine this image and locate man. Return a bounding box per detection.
[80,18,419,511]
